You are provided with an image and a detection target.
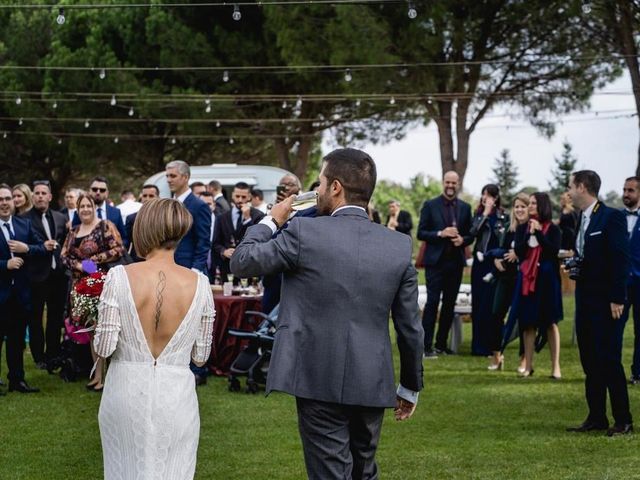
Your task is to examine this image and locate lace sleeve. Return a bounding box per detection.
[94,268,121,358]
[192,278,215,365]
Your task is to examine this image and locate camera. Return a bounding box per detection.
[563,256,583,281]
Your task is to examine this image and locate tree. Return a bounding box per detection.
[604,189,624,208]
[583,1,640,175]
[490,149,519,206]
[549,141,578,198]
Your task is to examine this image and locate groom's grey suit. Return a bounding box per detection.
[231,206,424,479]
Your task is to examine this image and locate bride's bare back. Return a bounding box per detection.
[124,261,199,359]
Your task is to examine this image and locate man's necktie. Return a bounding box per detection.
[41,212,56,269]
[577,214,587,256]
[235,211,243,232]
[3,222,15,240]
[626,210,638,217]
[97,208,103,220]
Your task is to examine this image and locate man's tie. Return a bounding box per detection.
[41,212,57,269]
[97,207,103,220]
[577,214,587,256]
[235,211,243,232]
[3,222,15,241]
[626,210,638,217]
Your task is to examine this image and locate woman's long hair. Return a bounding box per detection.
[531,192,553,223]
[476,183,501,216]
[508,192,530,232]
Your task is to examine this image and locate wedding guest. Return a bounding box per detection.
[487,193,529,371]
[558,192,579,253]
[207,180,231,214]
[12,183,33,216]
[621,176,640,385]
[125,184,159,262]
[61,188,81,227]
[190,181,207,198]
[61,193,125,392]
[0,184,46,393]
[275,174,301,203]
[386,200,413,236]
[367,202,381,224]
[250,188,268,213]
[511,192,563,378]
[73,176,127,245]
[26,180,68,371]
[116,190,142,223]
[470,184,506,356]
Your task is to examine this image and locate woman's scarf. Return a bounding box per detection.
[521,219,551,296]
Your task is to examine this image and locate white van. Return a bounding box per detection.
[144,164,293,203]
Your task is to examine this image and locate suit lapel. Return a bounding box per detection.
[0,227,9,258]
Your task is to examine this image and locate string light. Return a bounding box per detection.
[128,107,134,116]
[216,121,221,127]
[407,1,417,19]
[2,132,6,139]
[222,70,229,82]
[229,137,235,144]
[281,100,288,109]
[232,4,241,21]
[56,7,65,25]
[52,101,57,109]
[582,1,592,14]
[389,96,395,105]
[57,138,62,144]
[171,137,176,144]
[18,118,23,126]
[344,69,352,82]
[99,68,106,80]
[114,136,119,143]
[110,95,117,106]
[84,119,90,128]
[15,96,21,105]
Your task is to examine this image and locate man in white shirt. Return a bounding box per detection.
[116,190,142,223]
[622,176,640,385]
[250,188,268,214]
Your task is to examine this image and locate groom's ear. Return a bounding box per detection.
[331,179,343,197]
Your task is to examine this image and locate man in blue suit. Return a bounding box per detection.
[166,161,211,275]
[72,176,127,245]
[567,170,633,436]
[620,176,640,385]
[0,184,46,393]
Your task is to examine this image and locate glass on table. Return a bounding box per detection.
[227,273,234,284]
[240,278,249,289]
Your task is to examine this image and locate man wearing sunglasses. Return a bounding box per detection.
[72,176,126,245]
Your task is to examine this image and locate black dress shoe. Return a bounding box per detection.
[566,421,609,432]
[35,361,48,370]
[629,376,640,385]
[435,347,455,355]
[607,423,633,437]
[9,381,40,393]
[194,374,207,386]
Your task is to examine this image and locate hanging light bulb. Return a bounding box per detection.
[344,69,352,82]
[15,96,21,105]
[56,7,66,25]
[407,2,417,19]
[110,95,117,106]
[355,99,361,107]
[296,96,303,108]
[171,137,176,145]
[18,118,23,126]
[57,138,62,145]
[128,107,134,117]
[52,101,58,109]
[222,70,229,82]
[99,68,106,80]
[2,132,6,139]
[216,121,221,128]
[389,96,396,105]
[232,4,242,21]
[281,100,288,109]
[114,137,119,144]
[582,2,592,14]
[84,119,90,128]
[205,104,212,113]
[229,137,235,144]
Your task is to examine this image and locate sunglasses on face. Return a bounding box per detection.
[33,180,50,187]
[91,187,107,193]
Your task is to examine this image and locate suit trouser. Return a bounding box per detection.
[29,270,68,363]
[422,257,464,351]
[575,291,632,426]
[0,291,30,383]
[621,275,640,377]
[296,397,385,480]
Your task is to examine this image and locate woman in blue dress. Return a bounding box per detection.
[512,192,563,378]
[470,184,506,356]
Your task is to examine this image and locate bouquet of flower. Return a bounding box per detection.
[69,271,106,343]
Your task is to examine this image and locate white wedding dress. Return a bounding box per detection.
[94,266,215,480]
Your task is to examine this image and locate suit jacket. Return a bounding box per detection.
[576,202,629,306]
[417,195,473,267]
[386,210,413,235]
[623,209,640,279]
[0,216,46,305]
[212,206,265,276]
[175,192,211,273]
[125,212,144,263]
[26,208,68,282]
[73,203,126,246]
[230,207,424,408]
[215,195,231,214]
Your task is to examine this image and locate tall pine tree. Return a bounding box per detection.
[549,141,578,207]
[491,149,519,207]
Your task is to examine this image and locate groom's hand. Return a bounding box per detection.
[270,195,295,228]
[394,396,416,421]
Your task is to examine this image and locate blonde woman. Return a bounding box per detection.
[94,199,214,480]
[12,183,33,216]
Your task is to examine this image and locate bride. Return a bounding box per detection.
[94,198,215,480]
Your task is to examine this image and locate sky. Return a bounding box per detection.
[329,72,637,197]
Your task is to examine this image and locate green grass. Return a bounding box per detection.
[1,296,640,479]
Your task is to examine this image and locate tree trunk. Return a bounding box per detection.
[293,136,313,184]
[274,138,292,172]
[430,100,470,187]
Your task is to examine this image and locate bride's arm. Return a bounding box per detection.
[95,269,122,358]
[192,286,215,367]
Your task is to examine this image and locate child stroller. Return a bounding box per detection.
[227,306,278,394]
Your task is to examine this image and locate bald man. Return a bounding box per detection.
[417,171,473,357]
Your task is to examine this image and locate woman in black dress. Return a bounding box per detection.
[470,184,506,356]
[512,192,563,378]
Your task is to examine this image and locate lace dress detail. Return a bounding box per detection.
[94,266,215,480]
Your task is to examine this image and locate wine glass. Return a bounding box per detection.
[240,278,249,290]
[227,273,234,284]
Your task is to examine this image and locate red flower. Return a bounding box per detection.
[74,271,106,297]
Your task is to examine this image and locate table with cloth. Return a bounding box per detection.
[209,293,262,376]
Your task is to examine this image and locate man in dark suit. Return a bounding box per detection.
[26,180,68,371]
[166,161,211,275]
[125,184,159,262]
[60,187,80,229]
[566,170,633,436]
[73,176,126,245]
[208,180,231,214]
[231,148,424,479]
[212,182,264,281]
[417,171,473,357]
[620,176,640,385]
[0,184,46,393]
[385,200,413,235]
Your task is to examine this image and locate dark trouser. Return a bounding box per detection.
[575,289,632,426]
[422,257,464,351]
[488,276,515,352]
[29,270,69,364]
[622,275,640,378]
[296,397,385,480]
[0,291,30,383]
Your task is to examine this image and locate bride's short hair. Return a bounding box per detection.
[133,198,193,258]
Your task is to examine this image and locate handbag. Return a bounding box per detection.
[415,241,427,269]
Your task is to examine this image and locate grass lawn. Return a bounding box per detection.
[1,295,639,479]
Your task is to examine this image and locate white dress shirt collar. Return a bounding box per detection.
[176,188,192,204]
[331,205,367,216]
[582,199,598,220]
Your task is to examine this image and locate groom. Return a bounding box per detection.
[231,148,424,479]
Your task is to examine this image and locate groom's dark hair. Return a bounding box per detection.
[322,148,377,207]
